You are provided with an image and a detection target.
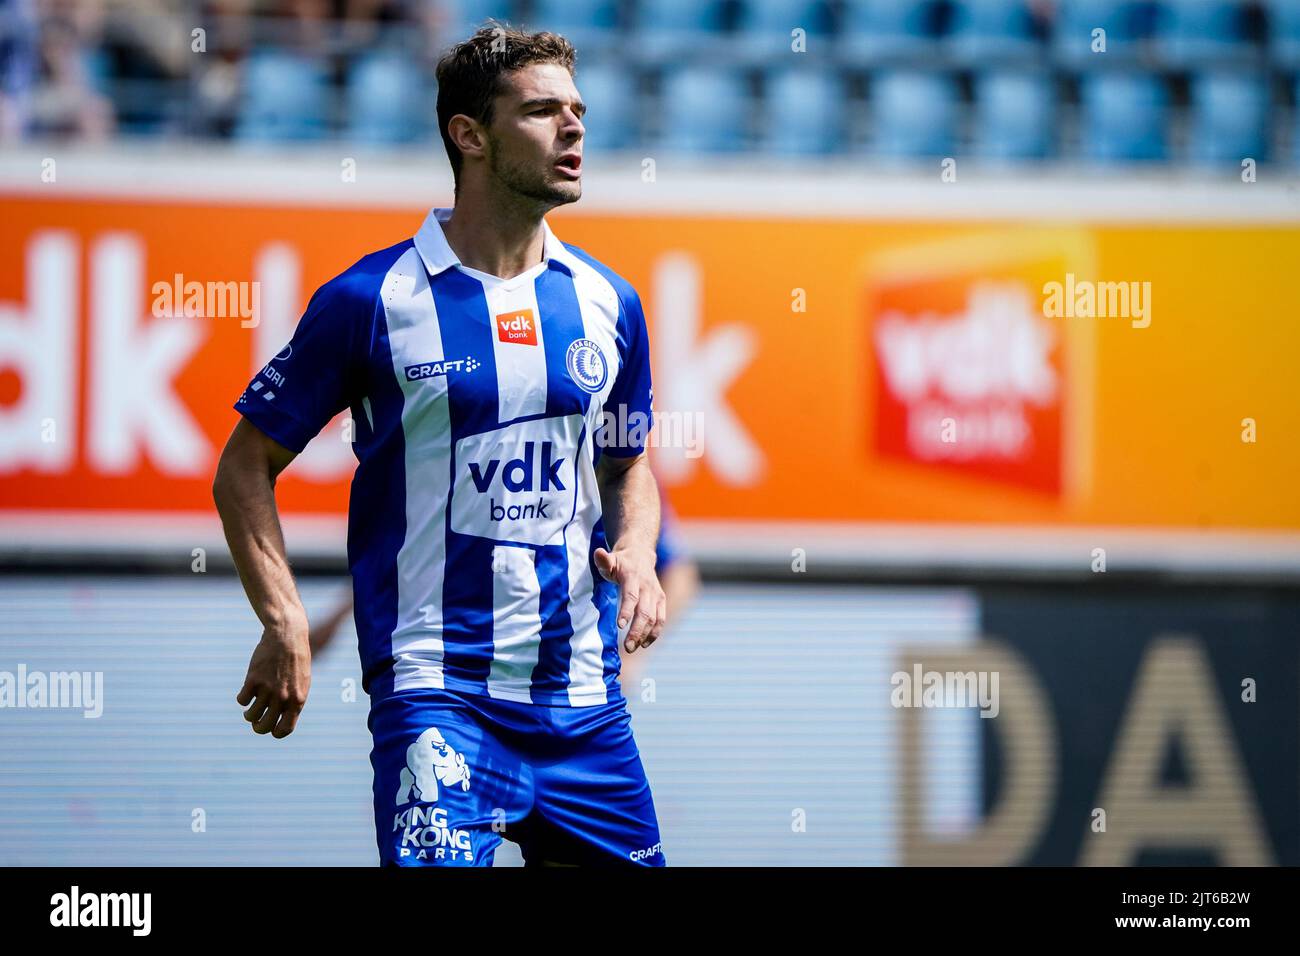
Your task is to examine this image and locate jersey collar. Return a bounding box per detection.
[413,206,563,279]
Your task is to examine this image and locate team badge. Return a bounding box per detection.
[566,338,607,393]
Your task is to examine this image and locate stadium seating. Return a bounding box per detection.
[632,0,729,63]
[946,0,1041,66]
[869,69,959,158]
[973,69,1055,160]
[1079,70,1168,162]
[763,65,846,155]
[735,0,836,64]
[1188,71,1270,164]
[1153,0,1253,68]
[443,0,518,41]
[575,60,639,151]
[1295,75,1300,164]
[235,50,331,142]
[531,0,621,54]
[658,64,750,153]
[345,51,431,145]
[1053,0,1150,66]
[23,0,1300,166]
[839,0,943,66]
[1266,0,1300,69]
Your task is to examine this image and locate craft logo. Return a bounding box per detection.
[629,841,664,862]
[405,355,482,380]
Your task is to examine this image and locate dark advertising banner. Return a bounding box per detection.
[898,586,1299,865]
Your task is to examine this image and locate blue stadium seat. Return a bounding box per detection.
[973,70,1054,160]
[869,69,958,158]
[735,0,835,64]
[840,0,943,66]
[1295,75,1300,164]
[1266,0,1300,69]
[658,64,749,153]
[1153,0,1252,67]
[236,50,331,142]
[1053,0,1151,66]
[442,0,518,43]
[574,60,639,151]
[946,0,1041,65]
[531,0,620,52]
[1189,72,1270,164]
[84,48,113,97]
[1079,71,1167,162]
[632,0,729,63]
[346,51,430,145]
[763,65,846,155]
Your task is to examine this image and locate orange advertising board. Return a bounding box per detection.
[1,193,1297,543]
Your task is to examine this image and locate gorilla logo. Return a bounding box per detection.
[396,726,472,805]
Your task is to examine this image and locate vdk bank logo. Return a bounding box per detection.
[450,415,582,546]
[864,233,1094,498]
[496,308,538,346]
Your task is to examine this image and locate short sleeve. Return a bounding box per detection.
[601,288,653,458]
[234,279,364,454]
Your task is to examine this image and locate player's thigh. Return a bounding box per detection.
[529,705,666,867]
[369,689,532,867]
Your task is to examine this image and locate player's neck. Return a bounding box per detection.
[441,192,549,282]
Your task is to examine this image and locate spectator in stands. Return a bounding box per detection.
[192,0,256,137]
[258,0,330,52]
[27,12,112,139]
[0,0,39,140]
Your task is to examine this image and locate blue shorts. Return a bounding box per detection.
[368,687,665,867]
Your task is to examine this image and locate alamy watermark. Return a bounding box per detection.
[891,663,1000,718]
[151,273,260,327]
[1042,273,1152,328]
[50,886,150,936]
[594,404,703,459]
[0,664,103,718]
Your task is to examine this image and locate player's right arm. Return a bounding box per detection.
[213,419,312,739]
[213,258,371,737]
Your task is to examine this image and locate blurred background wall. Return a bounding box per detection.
[1,0,1298,865]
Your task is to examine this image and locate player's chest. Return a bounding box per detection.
[380,266,621,429]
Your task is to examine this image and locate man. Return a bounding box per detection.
[212,23,667,867]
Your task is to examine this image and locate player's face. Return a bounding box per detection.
[485,63,585,206]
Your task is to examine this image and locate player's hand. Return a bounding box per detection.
[593,545,665,653]
[237,617,311,738]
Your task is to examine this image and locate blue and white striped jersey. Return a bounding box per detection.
[234,207,653,707]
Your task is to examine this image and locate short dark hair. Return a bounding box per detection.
[435,21,577,191]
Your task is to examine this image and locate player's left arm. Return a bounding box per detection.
[593,281,664,652]
[594,451,665,653]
